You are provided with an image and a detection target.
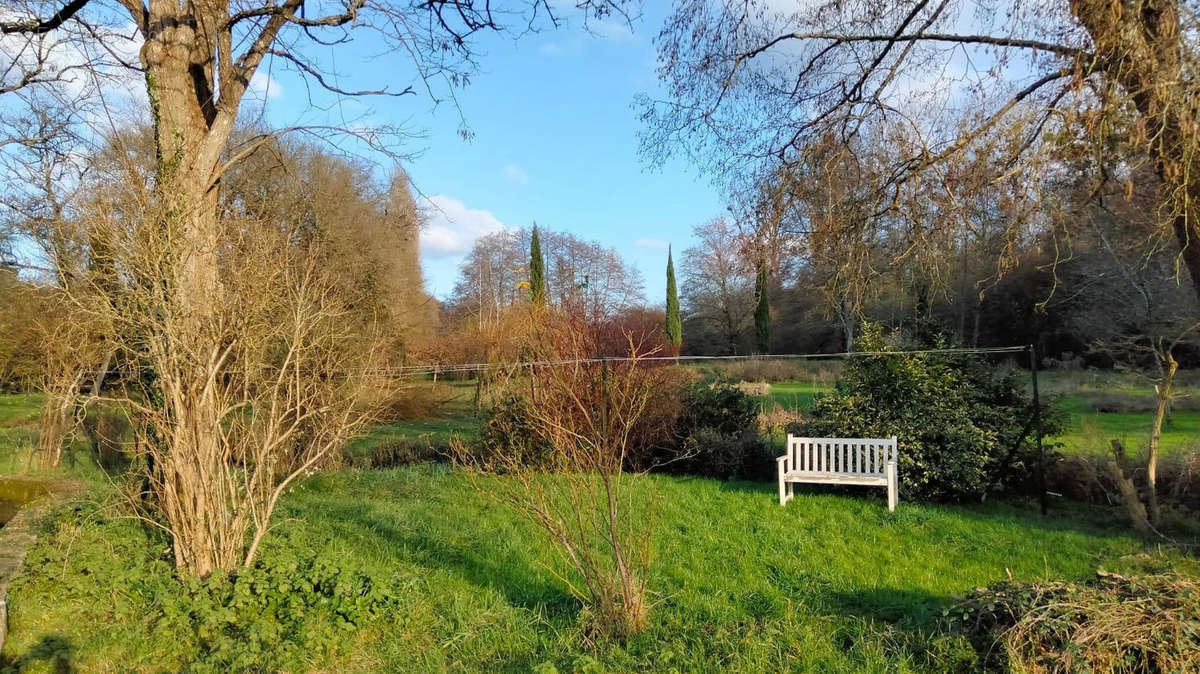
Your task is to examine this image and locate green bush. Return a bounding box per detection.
[475,394,555,470]
[789,323,1059,502]
[665,383,767,480]
[158,554,400,670]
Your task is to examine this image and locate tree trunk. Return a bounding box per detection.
[1108,439,1152,534]
[1171,199,1200,307]
[1147,350,1178,526]
[135,13,245,577]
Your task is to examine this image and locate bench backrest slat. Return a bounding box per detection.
[788,436,896,477]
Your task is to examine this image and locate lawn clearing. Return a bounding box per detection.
[0,394,46,475]
[5,463,1189,671]
[750,380,826,412]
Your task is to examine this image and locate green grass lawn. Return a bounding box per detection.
[0,393,44,474]
[6,463,1189,672]
[751,381,826,413]
[2,373,1198,671]
[345,380,482,462]
[1053,395,1200,455]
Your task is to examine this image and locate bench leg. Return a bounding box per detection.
[778,464,786,506]
[786,481,794,503]
[886,460,898,512]
[777,456,792,506]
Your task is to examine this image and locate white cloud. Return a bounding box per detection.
[539,42,564,57]
[419,195,506,258]
[248,70,283,100]
[635,238,670,250]
[502,164,530,185]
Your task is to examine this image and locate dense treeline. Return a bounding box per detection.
[0,136,438,392]
[673,163,1199,368]
[432,173,1197,371]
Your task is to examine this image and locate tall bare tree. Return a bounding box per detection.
[640,0,1200,307]
[680,217,754,355]
[1057,170,1200,526]
[449,226,646,329]
[2,0,629,576]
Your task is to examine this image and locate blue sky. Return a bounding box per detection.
[251,4,725,304]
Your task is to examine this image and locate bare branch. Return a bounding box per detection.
[1,0,90,34]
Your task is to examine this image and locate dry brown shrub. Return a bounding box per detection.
[951,571,1200,673]
[52,172,390,577]
[366,381,453,422]
[452,314,664,641]
[703,358,841,385]
[1046,441,1200,528]
[80,402,131,471]
[758,402,803,438]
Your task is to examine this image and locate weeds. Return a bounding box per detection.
[950,570,1200,673]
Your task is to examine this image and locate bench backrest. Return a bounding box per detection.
[786,436,897,476]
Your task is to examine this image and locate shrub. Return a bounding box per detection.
[662,383,768,480]
[362,437,443,468]
[453,323,666,642]
[790,323,1060,502]
[692,359,842,385]
[1084,392,1200,414]
[159,553,402,670]
[758,402,803,438]
[475,394,555,470]
[476,367,694,473]
[81,403,131,472]
[1046,444,1200,531]
[948,571,1200,672]
[371,382,450,421]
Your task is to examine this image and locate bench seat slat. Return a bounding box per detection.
[782,472,888,486]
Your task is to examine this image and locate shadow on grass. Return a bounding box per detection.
[299,499,579,620]
[715,476,1160,542]
[1,634,75,673]
[825,586,952,628]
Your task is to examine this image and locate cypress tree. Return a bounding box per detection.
[665,246,682,347]
[754,264,770,353]
[529,225,546,306]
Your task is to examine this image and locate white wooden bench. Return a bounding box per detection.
[777,435,899,511]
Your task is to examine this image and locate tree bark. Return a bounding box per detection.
[1108,439,1152,534]
[1147,350,1178,526]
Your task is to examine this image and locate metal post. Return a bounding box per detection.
[600,357,609,439]
[1030,344,1047,516]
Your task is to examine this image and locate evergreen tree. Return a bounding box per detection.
[529,224,546,306]
[754,264,770,353]
[665,246,682,347]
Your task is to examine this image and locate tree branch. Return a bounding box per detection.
[739,30,1089,63]
[1,0,90,34]
[266,49,416,98]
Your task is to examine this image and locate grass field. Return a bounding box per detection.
[1,370,1197,670]
[0,394,45,475]
[6,464,1190,671]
